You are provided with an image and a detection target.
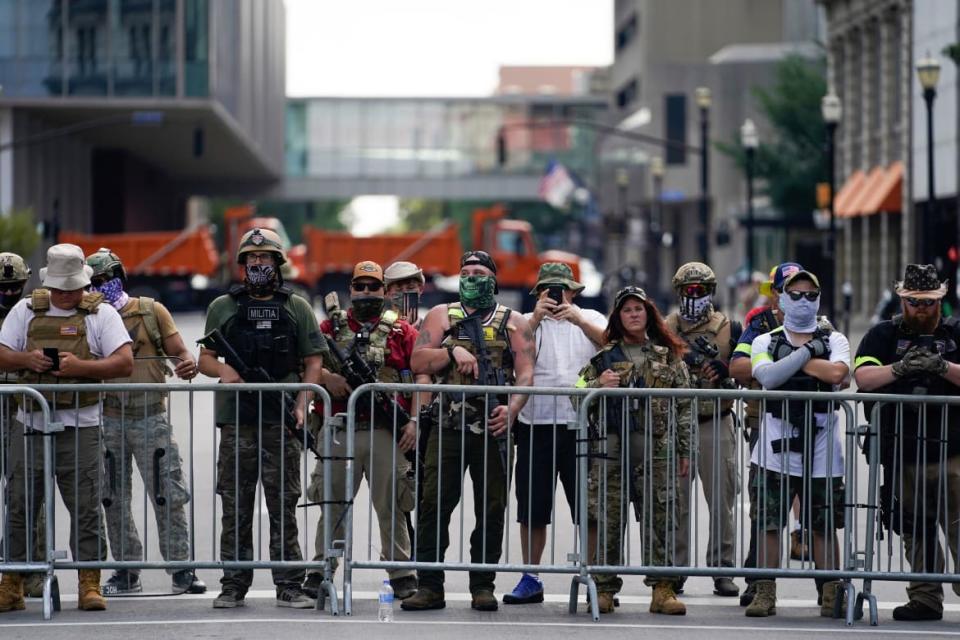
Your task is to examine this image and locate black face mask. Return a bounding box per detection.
[353,296,384,322]
[0,288,23,312]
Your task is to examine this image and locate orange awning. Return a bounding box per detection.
[834,170,865,217]
[859,161,903,215]
[845,166,886,217]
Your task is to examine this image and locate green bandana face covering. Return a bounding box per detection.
[459,275,496,310]
[352,296,384,322]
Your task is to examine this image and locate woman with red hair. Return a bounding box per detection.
[575,286,694,616]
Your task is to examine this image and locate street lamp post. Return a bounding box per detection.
[821,91,842,321]
[696,87,712,264]
[650,156,664,302]
[740,118,758,274]
[917,54,941,262]
[616,167,630,270]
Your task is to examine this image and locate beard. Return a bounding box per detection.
[902,307,940,334]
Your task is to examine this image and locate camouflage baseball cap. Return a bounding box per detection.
[530,262,584,295]
[895,263,947,299]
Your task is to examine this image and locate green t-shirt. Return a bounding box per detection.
[204,290,325,424]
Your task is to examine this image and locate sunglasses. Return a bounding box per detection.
[786,290,820,302]
[905,297,938,308]
[680,284,711,298]
[352,281,383,293]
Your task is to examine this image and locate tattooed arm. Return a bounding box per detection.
[411,304,453,376]
[506,311,536,416]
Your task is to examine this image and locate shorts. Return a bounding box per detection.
[750,468,845,532]
[514,422,579,526]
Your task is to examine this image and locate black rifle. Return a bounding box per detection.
[682,335,736,390]
[198,329,321,459]
[324,334,425,470]
[457,313,510,474]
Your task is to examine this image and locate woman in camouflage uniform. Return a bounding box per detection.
[576,286,694,615]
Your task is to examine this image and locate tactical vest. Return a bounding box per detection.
[103,297,169,416]
[19,289,103,409]
[586,340,681,439]
[666,310,733,417]
[222,287,301,381]
[331,308,402,384]
[892,314,960,393]
[765,326,833,419]
[440,303,514,386]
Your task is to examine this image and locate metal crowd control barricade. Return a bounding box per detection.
[338,382,592,617]
[29,382,335,614]
[852,391,960,627]
[574,387,863,624]
[0,386,59,620]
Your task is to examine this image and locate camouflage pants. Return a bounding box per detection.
[587,428,686,593]
[306,420,415,580]
[415,424,508,594]
[217,423,304,590]
[102,413,191,574]
[676,412,738,569]
[898,457,960,610]
[5,421,106,562]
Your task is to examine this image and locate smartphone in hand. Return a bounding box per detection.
[42,347,60,371]
[547,285,564,305]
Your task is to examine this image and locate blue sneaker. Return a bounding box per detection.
[502,573,544,605]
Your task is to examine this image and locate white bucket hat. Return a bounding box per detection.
[40,244,93,291]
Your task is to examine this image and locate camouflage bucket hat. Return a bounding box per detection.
[530,262,584,295]
[895,263,948,299]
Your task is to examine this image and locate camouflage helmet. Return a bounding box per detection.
[236,227,287,266]
[85,248,126,282]
[672,262,717,292]
[0,252,31,284]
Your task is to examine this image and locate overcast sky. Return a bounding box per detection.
[285,0,614,97]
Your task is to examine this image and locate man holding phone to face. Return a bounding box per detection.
[503,262,605,605]
[384,261,426,331]
[0,244,133,613]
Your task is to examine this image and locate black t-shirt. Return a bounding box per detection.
[855,316,960,458]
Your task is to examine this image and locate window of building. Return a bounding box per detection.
[616,77,637,109]
[664,94,686,165]
[615,13,638,52]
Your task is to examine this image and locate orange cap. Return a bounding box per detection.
[352,260,384,282]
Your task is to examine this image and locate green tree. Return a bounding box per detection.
[0,209,42,258]
[944,43,960,65]
[718,55,828,224]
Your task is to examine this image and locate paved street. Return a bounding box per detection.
[3,311,960,636]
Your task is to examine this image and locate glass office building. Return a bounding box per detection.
[0,0,211,98]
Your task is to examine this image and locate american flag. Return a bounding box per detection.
[538,160,576,210]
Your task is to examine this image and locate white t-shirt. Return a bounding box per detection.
[519,306,606,425]
[749,328,850,477]
[0,297,132,428]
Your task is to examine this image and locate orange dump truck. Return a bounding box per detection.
[302,204,581,310]
[60,204,585,311]
[59,226,221,308]
[59,205,312,308]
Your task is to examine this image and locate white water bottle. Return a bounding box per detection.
[378,579,394,622]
